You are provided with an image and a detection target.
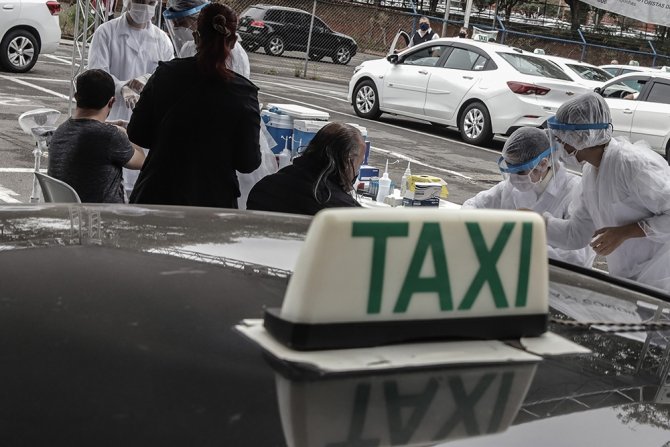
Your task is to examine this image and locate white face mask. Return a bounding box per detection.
[509,173,534,192]
[128,3,155,24]
[558,143,585,170]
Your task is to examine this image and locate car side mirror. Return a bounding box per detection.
[387,54,399,64]
[594,87,602,95]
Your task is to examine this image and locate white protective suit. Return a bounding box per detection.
[546,137,670,291]
[88,12,174,196]
[463,164,595,268]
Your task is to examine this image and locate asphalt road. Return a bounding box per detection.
[0,44,506,204]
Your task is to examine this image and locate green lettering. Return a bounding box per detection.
[434,374,496,439]
[394,223,453,313]
[459,222,514,310]
[487,372,514,433]
[326,383,380,447]
[515,223,533,308]
[384,378,438,445]
[352,222,409,314]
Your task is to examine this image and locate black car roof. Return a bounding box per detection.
[3,205,670,445]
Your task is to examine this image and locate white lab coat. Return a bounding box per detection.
[88,12,174,196]
[463,164,595,268]
[546,137,670,291]
[180,40,250,79]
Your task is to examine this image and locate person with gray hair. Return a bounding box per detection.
[247,122,366,215]
[546,92,670,290]
[463,126,594,267]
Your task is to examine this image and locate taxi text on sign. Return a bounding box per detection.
[281,209,548,324]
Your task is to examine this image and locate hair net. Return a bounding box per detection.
[552,92,612,151]
[502,127,550,165]
[167,0,206,12]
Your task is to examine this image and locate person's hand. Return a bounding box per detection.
[121,85,140,110]
[125,78,145,93]
[590,223,645,255]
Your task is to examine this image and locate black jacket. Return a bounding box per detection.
[246,155,360,216]
[128,57,261,208]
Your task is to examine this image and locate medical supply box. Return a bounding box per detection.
[262,104,329,155]
[406,175,449,199]
[358,165,379,181]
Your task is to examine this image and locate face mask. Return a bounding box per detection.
[419,23,429,31]
[128,3,155,24]
[558,144,585,170]
[509,173,534,192]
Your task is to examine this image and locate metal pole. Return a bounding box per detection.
[492,1,499,27]
[463,0,473,29]
[303,0,317,79]
[67,0,83,116]
[29,142,42,203]
[441,0,451,37]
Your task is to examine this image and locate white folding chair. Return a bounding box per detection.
[35,172,81,203]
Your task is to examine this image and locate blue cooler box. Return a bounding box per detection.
[292,120,330,157]
[261,110,293,154]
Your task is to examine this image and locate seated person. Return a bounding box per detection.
[462,127,595,267]
[247,122,365,215]
[48,69,145,203]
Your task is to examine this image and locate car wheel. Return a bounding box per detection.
[265,35,285,57]
[665,141,670,164]
[332,45,352,65]
[459,102,493,146]
[0,30,39,73]
[352,80,381,119]
[309,53,323,61]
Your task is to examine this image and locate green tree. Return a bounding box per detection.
[564,0,591,32]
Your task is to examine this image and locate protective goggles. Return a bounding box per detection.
[162,3,207,21]
[546,116,611,131]
[498,147,553,174]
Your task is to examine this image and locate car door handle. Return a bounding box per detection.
[462,75,474,80]
[418,70,428,75]
[2,4,14,9]
[623,109,633,114]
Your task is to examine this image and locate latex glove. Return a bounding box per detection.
[121,85,140,110]
[590,223,645,256]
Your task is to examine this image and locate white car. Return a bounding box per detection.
[599,64,659,78]
[542,55,613,89]
[348,38,591,146]
[597,71,670,160]
[0,0,61,72]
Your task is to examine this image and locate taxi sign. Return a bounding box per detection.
[264,209,549,350]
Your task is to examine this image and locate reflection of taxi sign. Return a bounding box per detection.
[275,363,536,447]
[264,209,548,350]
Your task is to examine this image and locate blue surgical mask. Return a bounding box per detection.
[419,23,429,31]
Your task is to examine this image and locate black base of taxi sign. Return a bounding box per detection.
[263,308,548,351]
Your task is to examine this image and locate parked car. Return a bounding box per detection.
[0,0,61,72]
[596,71,670,160]
[237,4,357,65]
[3,204,670,444]
[599,63,659,77]
[543,55,613,89]
[348,37,591,146]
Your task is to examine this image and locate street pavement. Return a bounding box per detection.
[0,44,506,204]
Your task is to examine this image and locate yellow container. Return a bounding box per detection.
[407,175,449,198]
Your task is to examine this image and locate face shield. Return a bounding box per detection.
[547,116,611,170]
[163,3,207,57]
[498,147,554,192]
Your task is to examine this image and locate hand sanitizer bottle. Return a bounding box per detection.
[400,161,411,197]
[376,159,392,203]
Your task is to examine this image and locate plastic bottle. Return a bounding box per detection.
[400,161,411,197]
[277,149,291,169]
[376,159,392,203]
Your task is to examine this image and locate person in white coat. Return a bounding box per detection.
[88,0,174,197]
[546,92,670,291]
[463,127,595,267]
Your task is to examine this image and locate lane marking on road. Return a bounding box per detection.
[0,75,73,101]
[14,76,70,84]
[258,89,502,164]
[257,87,503,156]
[255,79,348,103]
[0,168,41,173]
[0,185,21,203]
[44,54,80,66]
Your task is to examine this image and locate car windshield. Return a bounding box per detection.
[498,53,573,81]
[241,7,265,19]
[567,63,614,82]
